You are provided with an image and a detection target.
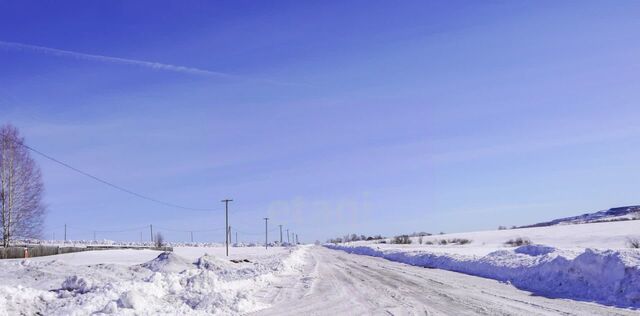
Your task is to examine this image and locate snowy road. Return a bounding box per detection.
[253,246,636,316]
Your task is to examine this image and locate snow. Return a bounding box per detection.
[353,219,640,257]
[326,220,640,308]
[256,246,638,315]
[2,220,639,314]
[9,249,163,265]
[522,205,640,227]
[0,245,308,315]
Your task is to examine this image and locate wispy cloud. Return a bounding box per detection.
[0,40,301,86]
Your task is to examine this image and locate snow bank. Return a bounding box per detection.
[326,244,640,308]
[141,251,193,273]
[349,220,640,255]
[0,246,308,315]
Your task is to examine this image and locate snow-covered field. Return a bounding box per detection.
[1,220,639,314]
[0,246,308,315]
[327,220,640,308]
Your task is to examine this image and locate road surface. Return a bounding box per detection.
[251,246,636,316]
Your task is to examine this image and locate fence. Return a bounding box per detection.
[0,245,173,259]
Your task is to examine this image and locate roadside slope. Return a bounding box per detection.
[254,246,636,315]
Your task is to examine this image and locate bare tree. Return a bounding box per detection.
[0,124,46,246]
[155,232,165,248]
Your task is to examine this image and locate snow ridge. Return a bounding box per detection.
[0,246,308,315]
[326,244,640,308]
[521,205,640,227]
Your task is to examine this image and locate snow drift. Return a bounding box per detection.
[0,246,308,315]
[326,244,640,308]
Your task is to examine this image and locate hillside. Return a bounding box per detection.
[520,205,640,228]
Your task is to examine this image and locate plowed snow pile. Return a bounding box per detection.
[0,246,307,315]
[326,220,640,308]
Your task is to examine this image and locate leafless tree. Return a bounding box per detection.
[155,232,165,248]
[0,124,46,247]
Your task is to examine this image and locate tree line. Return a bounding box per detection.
[326,233,385,244]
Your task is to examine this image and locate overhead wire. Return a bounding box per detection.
[155,226,226,233]
[18,141,217,212]
[8,141,296,240]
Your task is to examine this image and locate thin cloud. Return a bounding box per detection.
[0,40,301,86]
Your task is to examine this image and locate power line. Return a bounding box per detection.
[19,142,217,212]
[96,226,154,233]
[234,228,264,235]
[155,226,226,233]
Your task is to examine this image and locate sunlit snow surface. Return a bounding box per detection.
[328,220,640,308]
[0,246,307,315]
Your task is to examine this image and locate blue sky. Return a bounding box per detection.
[1,1,640,243]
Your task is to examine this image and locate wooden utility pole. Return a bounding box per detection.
[64,224,67,242]
[221,199,233,256]
[264,218,269,250]
[150,224,153,242]
[279,225,283,245]
[190,231,194,243]
[286,229,290,244]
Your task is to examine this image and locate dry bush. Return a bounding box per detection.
[450,238,472,245]
[627,237,640,249]
[155,233,165,248]
[505,237,531,247]
[392,235,412,244]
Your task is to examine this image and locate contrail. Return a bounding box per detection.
[0,40,301,86]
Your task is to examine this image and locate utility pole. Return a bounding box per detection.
[296,234,299,244]
[221,199,233,256]
[228,226,232,245]
[64,224,67,242]
[235,231,238,245]
[279,225,283,245]
[264,217,269,250]
[93,231,96,242]
[286,229,290,244]
[190,231,194,243]
[140,232,143,243]
[150,224,153,243]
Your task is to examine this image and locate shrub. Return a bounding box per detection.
[438,239,448,245]
[418,236,423,244]
[155,233,165,248]
[392,235,412,244]
[450,238,472,245]
[424,241,434,245]
[498,226,507,230]
[627,237,640,249]
[505,237,531,247]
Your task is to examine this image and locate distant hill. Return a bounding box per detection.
[520,205,640,228]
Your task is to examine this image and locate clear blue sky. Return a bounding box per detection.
[1,1,640,243]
